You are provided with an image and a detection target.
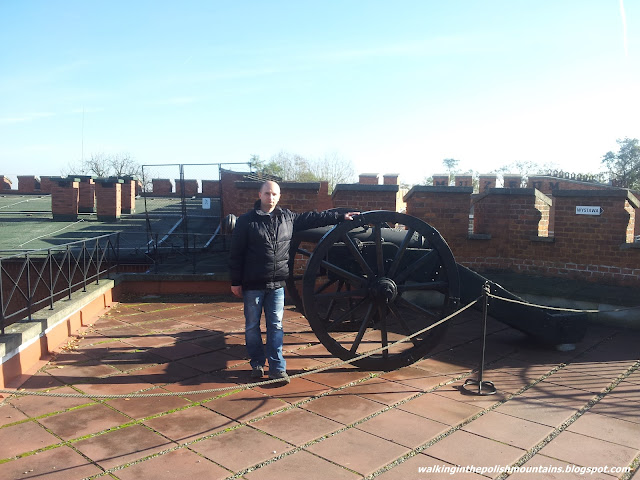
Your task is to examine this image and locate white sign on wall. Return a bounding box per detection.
[202,198,211,210]
[576,206,603,216]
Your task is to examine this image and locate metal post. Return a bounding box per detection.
[26,252,33,321]
[154,233,159,274]
[180,164,189,253]
[461,281,496,395]
[192,234,197,274]
[82,240,87,292]
[219,164,225,251]
[95,237,100,284]
[115,232,121,275]
[0,258,5,335]
[48,249,54,310]
[67,244,72,299]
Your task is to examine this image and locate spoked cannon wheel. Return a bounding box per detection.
[300,210,460,370]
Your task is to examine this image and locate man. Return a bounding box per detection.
[229,181,358,384]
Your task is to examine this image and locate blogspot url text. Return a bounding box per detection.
[417,464,632,475]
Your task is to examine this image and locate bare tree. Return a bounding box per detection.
[310,151,356,192]
[61,153,141,179]
[268,151,317,182]
[110,153,142,178]
[252,150,356,193]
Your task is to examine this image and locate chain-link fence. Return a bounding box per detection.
[139,162,250,273]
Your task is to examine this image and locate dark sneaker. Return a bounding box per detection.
[269,371,290,384]
[251,365,264,379]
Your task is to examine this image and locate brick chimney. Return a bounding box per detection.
[18,175,40,193]
[454,175,473,188]
[383,174,399,185]
[120,176,137,214]
[432,174,450,186]
[359,173,379,185]
[39,176,53,193]
[76,176,96,213]
[478,174,497,192]
[502,174,523,189]
[50,177,80,221]
[1,175,12,190]
[95,178,123,221]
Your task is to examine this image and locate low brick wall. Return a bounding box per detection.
[332,184,400,212]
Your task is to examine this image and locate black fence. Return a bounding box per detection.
[138,162,249,272]
[0,233,119,333]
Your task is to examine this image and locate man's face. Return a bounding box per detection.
[259,182,281,212]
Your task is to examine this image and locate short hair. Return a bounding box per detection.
[259,180,280,192]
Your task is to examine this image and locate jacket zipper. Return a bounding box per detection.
[269,215,277,283]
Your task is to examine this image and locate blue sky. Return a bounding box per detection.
[1,1,638,184]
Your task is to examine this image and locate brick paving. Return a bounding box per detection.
[0,296,639,480]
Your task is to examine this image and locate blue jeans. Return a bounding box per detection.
[243,288,286,374]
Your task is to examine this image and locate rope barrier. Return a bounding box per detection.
[0,297,481,399]
[486,292,640,314]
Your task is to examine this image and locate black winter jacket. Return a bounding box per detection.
[229,200,343,290]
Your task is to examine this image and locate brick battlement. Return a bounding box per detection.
[15,169,640,289]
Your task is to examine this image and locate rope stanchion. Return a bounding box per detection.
[461,282,496,396]
[0,297,481,400]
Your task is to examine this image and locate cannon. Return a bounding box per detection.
[228,210,588,371]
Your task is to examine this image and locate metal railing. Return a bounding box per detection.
[146,226,230,274]
[0,233,120,334]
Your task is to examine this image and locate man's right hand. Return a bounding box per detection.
[231,285,243,298]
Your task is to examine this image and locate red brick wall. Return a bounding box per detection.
[332,185,399,212]
[279,183,328,212]
[454,175,473,188]
[383,174,399,185]
[202,180,220,197]
[18,176,39,192]
[228,180,331,218]
[432,175,449,186]
[77,178,96,213]
[542,190,639,285]
[220,170,247,219]
[503,175,523,189]
[51,180,79,220]
[359,174,379,185]
[527,176,614,196]
[404,186,472,246]
[39,176,53,193]
[152,179,173,195]
[95,182,122,220]
[317,181,332,211]
[467,189,549,271]
[478,175,497,192]
[175,179,199,197]
[121,179,136,214]
[536,194,552,237]
[39,168,640,288]
[404,186,640,287]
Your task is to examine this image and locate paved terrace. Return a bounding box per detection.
[0,295,639,480]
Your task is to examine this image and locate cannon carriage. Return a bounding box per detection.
[286,210,461,370]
